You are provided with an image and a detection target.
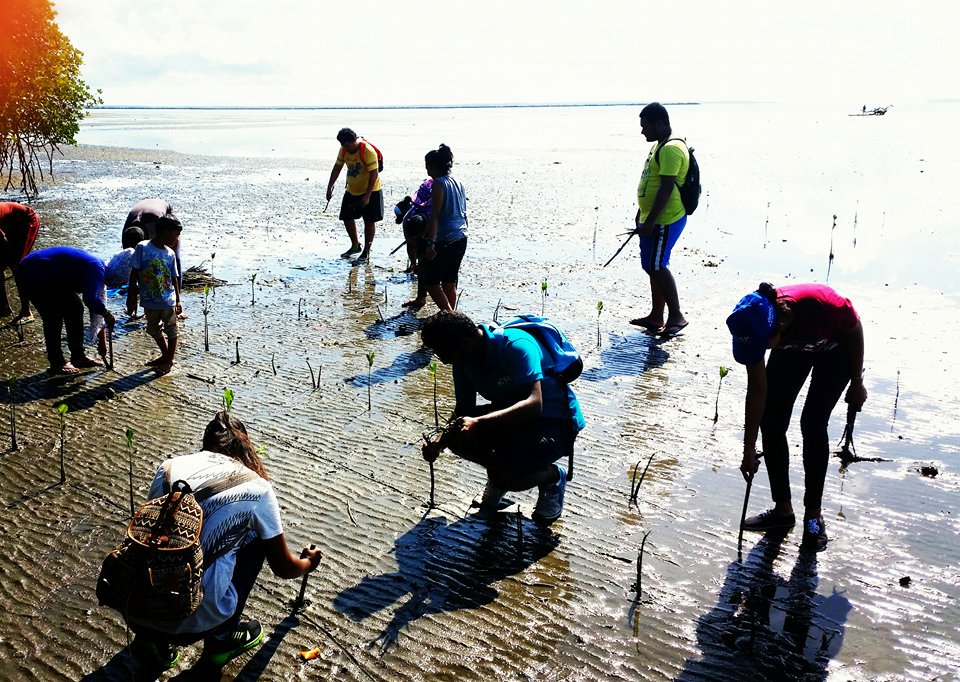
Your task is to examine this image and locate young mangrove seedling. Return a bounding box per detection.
[826,214,837,281]
[515,509,524,559]
[597,300,604,348]
[56,403,68,483]
[493,298,502,325]
[455,289,465,310]
[125,428,136,516]
[256,444,268,458]
[203,285,211,352]
[306,358,317,390]
[428,361,439,427]
[384,286,388,306]
[234,337,241,364]
[16,319,25,343]
[628,453,656,508]
[540,278,548,316]
[250,272,258,304]
[713,366,729,424]
[633,530,652,597]
[298,298,305,320]
[6,378,18,451]
[366,351,375,411]
[210,252,216,279]
[271,352,277,376]
[223,387,235,413]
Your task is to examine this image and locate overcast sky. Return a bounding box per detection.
[52,0,954,108]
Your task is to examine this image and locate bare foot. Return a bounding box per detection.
[154,363,173,376]
[145,357,165,367]
[13,312,34,324]
[72,356,104,369]
[402,298,426,310]
[51,363,80,375]
[177,312,189,320]
[629,315,663,330]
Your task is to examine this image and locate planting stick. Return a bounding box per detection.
[271,353,277,376]
[516,510,524,556]
[294,544,318,611]
[235,338,241,364]
[737,453,765,559]
[376,305,384,322]
[428,460,435,508]
[108,328,114,369]
[603,232,636,268]
[306,359,316,389]
[389,240,407,255]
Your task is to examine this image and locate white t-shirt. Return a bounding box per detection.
[130,240,178,309]
[104,248,134,287]
[143,451,283,635]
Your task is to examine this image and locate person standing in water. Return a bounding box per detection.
[420,144,467,312]
[630,102,690,336]
[325,127,383,263]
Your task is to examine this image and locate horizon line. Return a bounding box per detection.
[90,101,710,111]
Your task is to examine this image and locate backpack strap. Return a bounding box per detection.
[654,137,687,165]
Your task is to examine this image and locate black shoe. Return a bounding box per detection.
[742,508,796,531]
[800,516,828,551]
[200,620,264,666]
[129,636,180,670]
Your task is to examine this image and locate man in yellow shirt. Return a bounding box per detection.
[632,102,690,336]
[326,127,383,262]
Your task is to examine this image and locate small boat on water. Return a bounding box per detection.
[850,105,893,116]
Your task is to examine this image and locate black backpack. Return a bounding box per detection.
[655,138,701,215]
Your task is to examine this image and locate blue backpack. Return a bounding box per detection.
[494,314,583,384]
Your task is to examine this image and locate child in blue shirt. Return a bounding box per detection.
[127,217,182,375]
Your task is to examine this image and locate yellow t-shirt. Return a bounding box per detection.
[336,140,382,196]
[637,140,689,225]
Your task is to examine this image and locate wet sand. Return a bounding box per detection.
[1,112,959,681]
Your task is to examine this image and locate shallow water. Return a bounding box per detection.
[1,104,958,680]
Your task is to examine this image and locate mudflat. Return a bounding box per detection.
[1,105,958,680]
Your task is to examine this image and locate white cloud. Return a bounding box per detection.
[52,0,957,107]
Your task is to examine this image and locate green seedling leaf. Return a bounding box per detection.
[597,301,604,315]
[428,361,437,376]
[125,428,135,450]
[56,403,68,416]
[366,351,375,368]
[541,279,548,293]
[250,273,257,282]
[256,444,268,457]
[223,387,235,412]
[204,284,210,296]
[720,366,729,379]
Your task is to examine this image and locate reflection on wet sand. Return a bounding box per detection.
[679,532,851,680]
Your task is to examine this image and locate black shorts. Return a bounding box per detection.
[420,237,467,287]
[339,190,384,223]
[461,417,575,480]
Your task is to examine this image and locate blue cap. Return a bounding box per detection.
[393,204,404,220]
[726,292,776,365]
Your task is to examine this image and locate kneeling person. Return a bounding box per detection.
[420,311,586,523]
[128,411,322,671]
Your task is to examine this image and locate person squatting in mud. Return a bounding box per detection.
[420,310,585,524]
[126,411,323,673]
[727,282,868,551]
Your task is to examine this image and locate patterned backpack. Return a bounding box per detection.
[96,467,255,621]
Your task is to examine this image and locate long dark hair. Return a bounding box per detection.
[202,411,268,479]
[425,144,454,175]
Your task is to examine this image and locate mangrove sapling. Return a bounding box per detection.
[540,278,548,316]
[428,361,439,427]
[737,453,764,561]
[376,305,385,322]
[210,252,216,280]
[384,287,388,306]
[250,272,258,304]
[223,387,235,413]
[633,530,652,597]
[366,351,375,411]
[628,453,656,508]
[596,301,604,348]
[826,214,837,281]
[56,403,68,484]
[6,379,18,451]
[125,428,136,516]
[271,353,277,376]
[306,359,317,389]
[203,285,211,352]
[515,509,524,557]
[428,460,435,509]
[298,298,305,320]
[493,298,502,324]
[16,319,24,343]
[713,366,729,424]
[234,337,241,364]
[455,289,465,310]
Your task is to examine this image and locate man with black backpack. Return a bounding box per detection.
[631,102,698,337]
[420,310,586,524]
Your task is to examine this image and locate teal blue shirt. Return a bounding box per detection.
[453,325,585,432]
